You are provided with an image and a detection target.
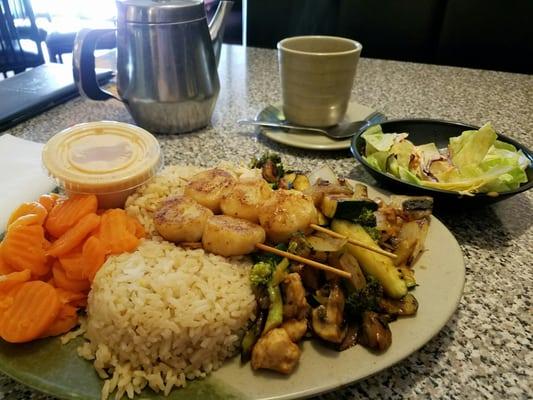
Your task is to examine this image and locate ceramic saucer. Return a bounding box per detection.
[256,102,376,151]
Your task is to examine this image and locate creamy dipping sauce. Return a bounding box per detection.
[42,121,162,208]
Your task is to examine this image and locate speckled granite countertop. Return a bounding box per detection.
[1,45,532,400]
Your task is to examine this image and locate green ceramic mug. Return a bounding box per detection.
[277,36,362,127]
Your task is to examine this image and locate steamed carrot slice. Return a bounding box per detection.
[58,250,85,280]
[43,238,52,250]
[45,194,98,238]
[1,224,48,277]
[47,213,101,257]
[55,287,87,306]
[0,281,60,343]
[69,296,87,308]
[8,213,45,229]
[38,193,61,213]
[40,267,54,283]
[0,243,15,275]
[0,258,14,275]
[0,270,31,292]
[52,262,90,293]
[126,215,146,239]
[40,304,79,338]
[0,284,21,319]
[98,209,139,255]
[6,201,47,229]
[82,236,107,282]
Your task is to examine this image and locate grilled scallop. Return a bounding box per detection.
[220,177,273,223]
[258,189,318,243]
[154,195,213,242]
[184,168,236,213]
[202,215,266,257]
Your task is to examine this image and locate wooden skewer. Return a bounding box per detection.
[310,223,398,259]
[255,242,352,279]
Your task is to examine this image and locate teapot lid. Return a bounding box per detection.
[117,0,205,24]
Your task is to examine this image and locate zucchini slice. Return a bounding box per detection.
[321,194,378,222]
[331,219,408,299]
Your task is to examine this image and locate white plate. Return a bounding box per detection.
[0,183,465,400]
[258,103,375,151]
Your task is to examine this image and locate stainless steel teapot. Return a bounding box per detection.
[73,0,233,134]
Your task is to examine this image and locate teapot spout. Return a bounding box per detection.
[209,0,233,66]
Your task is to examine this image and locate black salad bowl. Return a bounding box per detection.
[350,119,533,208]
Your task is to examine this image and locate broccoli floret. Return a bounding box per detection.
[363,226,381,242]
[345,277,383,320]
[252,243,287,265]
[249,152,285,184]
[354,207,377,226]
[250,262,274,287]
[249,152,282,169]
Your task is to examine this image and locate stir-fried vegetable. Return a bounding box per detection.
[240,309,267,363]
[378,293,418,316]
[249,152,285,186]
[358,311,392,351]
[331,219,408,299]
[250,262,273,286]
[263,283,283,333]
[245,241,298,355]
[345,276,383,319]
[244,153,429,373]
[311,282,345,343]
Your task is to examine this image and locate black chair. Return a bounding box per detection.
[45,17,117,64]
[7,0,47,41]
[0,0,44,77]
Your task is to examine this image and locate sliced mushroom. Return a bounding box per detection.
[338,252,367,291]
[311,282,346,344]
[299,265,321,291]
[358,311,392,352]
[338,322,359,351]
[261,159,280,183]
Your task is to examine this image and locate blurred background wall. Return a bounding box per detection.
[246,0,533,74]
[2,0,532,76]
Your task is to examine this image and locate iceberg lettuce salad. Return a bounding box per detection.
[361,122,530,195]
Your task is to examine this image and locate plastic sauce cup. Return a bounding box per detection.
[42,121,162,208]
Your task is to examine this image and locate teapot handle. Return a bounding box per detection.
[73,28,121,101]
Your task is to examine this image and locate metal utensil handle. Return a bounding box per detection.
[237,119,326,134]
[366,111,387,124]
[73,28,120,101]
